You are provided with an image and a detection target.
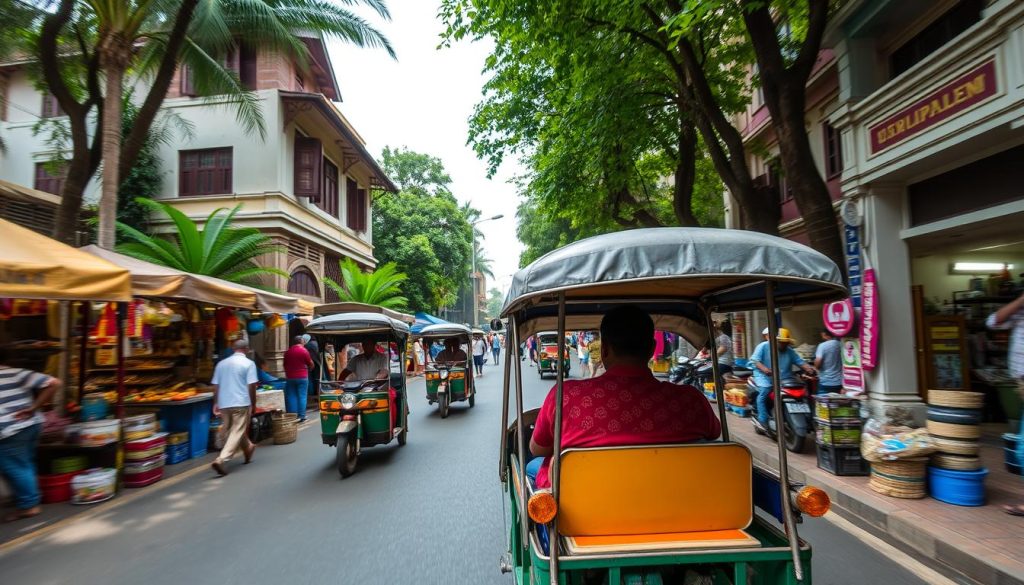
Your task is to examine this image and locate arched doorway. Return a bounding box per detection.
[287,267,320,298]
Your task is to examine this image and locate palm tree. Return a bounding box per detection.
[474,248,495,279]
[83,0,395,248]
[325,258,408,310]
[116,198,287,287]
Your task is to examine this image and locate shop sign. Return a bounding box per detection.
[861,268,879,370]
[869,59,997,154]
[823,299,856,337]
[845,224,862,308]
[841,338,863,393]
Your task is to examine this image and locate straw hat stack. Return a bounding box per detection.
[926,390,985,471]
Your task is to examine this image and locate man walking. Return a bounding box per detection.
[284,336,314,422]
[210,339,258,476]
[472,333,487,377]
[988,292,1024,516]
[491,333,502,366]
[814,330,843,394]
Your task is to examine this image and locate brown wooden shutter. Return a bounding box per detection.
[180,65,196,97]
[356,188,367,231]
[294,135,322,200]
[346,178,358,230]
[240,44,258,90]
[179,151,196,196]
[216,148,233,193]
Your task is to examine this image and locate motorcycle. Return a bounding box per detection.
[669,355,733,388]
[739,371,817,453]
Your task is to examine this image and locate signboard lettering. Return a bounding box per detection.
[869,60,997,154]
[861,268,879,370]
[844,224,862,309]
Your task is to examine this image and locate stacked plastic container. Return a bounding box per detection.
[815,395,868,476]
[926,390,987,506]
[165,432,190,465]
[124,426,166,488]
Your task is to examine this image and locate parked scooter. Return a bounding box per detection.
[735,371,816,453]
[669,355,734,388]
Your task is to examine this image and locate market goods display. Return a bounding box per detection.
[123,413,157,440]
[927,466,988,506]
[125,432,168,461]
[930,453,982,471]
[1003,433,1021,475]
[869,458,928,499]
[71,468,117,504]
[815,396,867,476]
[124,454,166,488]
[926,419,981,439]
[931,436,981,456]
[123,385,207,403]
[927,390,984,409]
[72,419,120,447]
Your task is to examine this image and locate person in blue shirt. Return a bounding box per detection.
[814,330,843,394]
[749,327,815,431]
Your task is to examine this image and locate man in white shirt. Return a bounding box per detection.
[339,340,389,381]
[471,333,487,377]
[210,339,258,476]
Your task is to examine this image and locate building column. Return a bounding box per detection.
[861,184,925,422]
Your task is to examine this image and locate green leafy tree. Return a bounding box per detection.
[115,199,287,287]
[485,287,504,320]
[21,0,394,245]
[325,258,408,310]
[380,146,453,197]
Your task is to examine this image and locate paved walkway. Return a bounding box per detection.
[727,414,1024,585]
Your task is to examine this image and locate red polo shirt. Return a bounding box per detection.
[531,365,721,488]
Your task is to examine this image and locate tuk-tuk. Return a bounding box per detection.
[494,228,846,585]
[415,323,476,417]
[306,305,414,477]
[535,332,570,379]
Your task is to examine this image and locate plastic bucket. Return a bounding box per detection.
[71,468,117,504]
[927,466,988,507]
[39,471,79,504]
[80,395,108,421]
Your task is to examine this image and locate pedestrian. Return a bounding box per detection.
[283,335,314,423]
[577,335,590,378]
[323,343,336,381]
[491,332,502,366]
[210,339,258,476]
[413,339,425,376]
[587,331,603,377]
[0,347,61,522]
[303,333,321,397]
[814,330,843,394]
[472,333,487,377]
[527,336,538,364]
[987,292,1024,516]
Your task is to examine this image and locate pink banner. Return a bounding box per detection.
[861,268,879,370]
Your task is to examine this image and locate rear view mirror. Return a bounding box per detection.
[490,318,503,331]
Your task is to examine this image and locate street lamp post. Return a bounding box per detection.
[470,214,504,327]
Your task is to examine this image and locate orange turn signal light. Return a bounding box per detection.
[527,490,557,524]
[794,486,830,517]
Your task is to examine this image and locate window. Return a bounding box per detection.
[287,267,320,297]
[824,123,843,179]
[294,135,322,200]
[889,0,984,79]
[179,148,233,196]
[34,162,67,195]
[224,43,258,90]
[769,163,792,203]
[345,178,367,232]
[295,74,305,91]
[180,65,196,97]
[751,64,764,108]
[41,93,63,118]
[318,158,339,217]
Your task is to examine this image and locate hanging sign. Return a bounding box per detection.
[841,338,863,393]
[823,299,856,337]
[861,268,880,370]
[845,224,862,308]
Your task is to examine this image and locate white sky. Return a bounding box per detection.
[327,0,524,296]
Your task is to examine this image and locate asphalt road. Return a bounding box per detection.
[0,355,941,585]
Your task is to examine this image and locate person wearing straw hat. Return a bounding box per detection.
[749,327,816,433]
[987,292,1024,516]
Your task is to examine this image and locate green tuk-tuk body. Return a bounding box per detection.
[496,228,847,585]
[416,323,476,418]
[306,303,414,477]
[536,332,570,379]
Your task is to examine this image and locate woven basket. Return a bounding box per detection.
[932,436,981,456]
[931,453,982,471]
[869,458,927,499]
[271,413,299,445]
[928,390,984,409]
[927,419,981,439]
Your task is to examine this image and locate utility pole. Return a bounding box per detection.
[469,214,503,327]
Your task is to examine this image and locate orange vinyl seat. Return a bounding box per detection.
[556,443,758,554]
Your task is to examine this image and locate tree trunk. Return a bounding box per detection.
[98,43,129,249]
[672,120,699,227]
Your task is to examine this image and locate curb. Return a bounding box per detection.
[735,434,1024,585]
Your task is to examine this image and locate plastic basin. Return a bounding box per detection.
[927,466,987,507]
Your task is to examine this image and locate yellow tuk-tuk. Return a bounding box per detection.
[494,227,846,585]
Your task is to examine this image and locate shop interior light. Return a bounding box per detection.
[951,262,1014,273]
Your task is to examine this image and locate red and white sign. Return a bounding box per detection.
[861,268,879,370]
[823,299,856,337]
[841,338,863,393]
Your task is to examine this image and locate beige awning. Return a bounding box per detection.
[313,302,414,323]
[0,180,61,206]
[0,219,131,302]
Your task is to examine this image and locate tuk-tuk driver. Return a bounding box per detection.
[338,340,389,381]
[434,337,468,365]
[527,306,722,488]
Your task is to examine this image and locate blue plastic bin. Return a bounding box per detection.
[927,466,987,507]
[154,399,211,458]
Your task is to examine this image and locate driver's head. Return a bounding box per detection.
[600,306,655,367]
[444,337,459,351]
[361,340,376,354]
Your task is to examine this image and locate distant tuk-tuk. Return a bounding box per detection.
[494,228,846,585]
[306,303,415,477]
[415,323,476,417]
[535,332,570,379]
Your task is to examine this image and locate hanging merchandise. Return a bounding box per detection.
[265,313,286,329]
[91,303,118,344]
[215,307,240,336]
[247,319,266,334]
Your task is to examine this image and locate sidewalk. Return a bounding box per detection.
[727,414,1024,585]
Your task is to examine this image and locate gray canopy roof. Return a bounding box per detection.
[502,228,846,345]
[414,323,473,340]
[313,302,415,324]
[305,312,411,341]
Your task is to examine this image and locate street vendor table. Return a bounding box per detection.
[123,393,214,458]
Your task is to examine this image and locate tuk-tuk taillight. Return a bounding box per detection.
[794,486,830,517]
[528,490,557,524]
